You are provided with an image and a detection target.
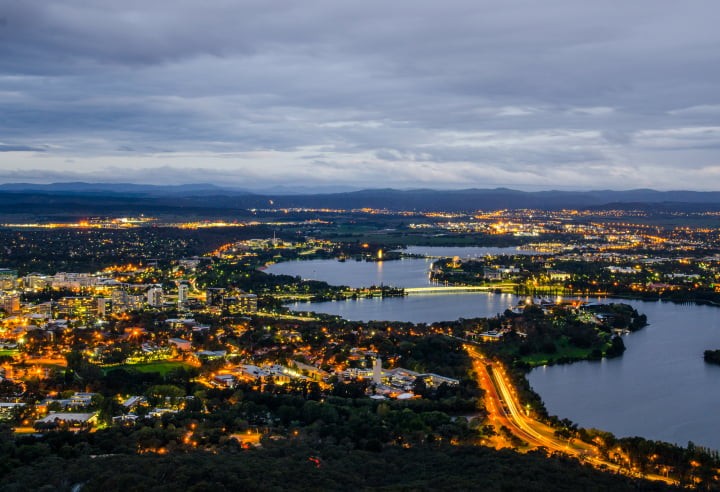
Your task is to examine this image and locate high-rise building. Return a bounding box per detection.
[1,294,20,314]
[206,288,225,307]
[55,296,96,321]
[177,282,189,305]
[110,289,144,313]
[0,269,18,291]
[225,293,258,314]
[22,273,47,291]
[111,289,128,310]
[236,293,257,313]
[147,286,164,307]
[97,297,110,318]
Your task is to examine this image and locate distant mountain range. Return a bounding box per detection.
[2,182,720,214]
[0,182,249,196]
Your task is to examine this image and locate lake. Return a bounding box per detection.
[528,299,720,450]
[266,257,438,289]
[267,251,720,450]
[288,293,518,324]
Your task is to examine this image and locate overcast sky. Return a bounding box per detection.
[1,1,719,191]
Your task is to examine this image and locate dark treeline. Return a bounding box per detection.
[0,430,676,491]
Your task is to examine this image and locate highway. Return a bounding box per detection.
[466,345,676,486]
[468,347,570,452]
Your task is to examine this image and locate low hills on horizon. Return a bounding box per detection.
[2,181,720,215]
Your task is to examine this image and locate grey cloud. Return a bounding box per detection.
[0,143,45,152]
[0,166,253,186]
[1,1,720,189]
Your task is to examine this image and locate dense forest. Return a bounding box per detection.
[0,432,676,491]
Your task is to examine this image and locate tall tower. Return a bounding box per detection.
[372,357,382,385]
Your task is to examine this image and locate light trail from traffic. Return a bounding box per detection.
[466,345,676,486]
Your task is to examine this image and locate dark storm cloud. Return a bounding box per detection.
[0,1,719,189]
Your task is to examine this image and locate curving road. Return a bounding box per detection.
[466,345,676,486]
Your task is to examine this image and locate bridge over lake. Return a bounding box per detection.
[404,286,495,294]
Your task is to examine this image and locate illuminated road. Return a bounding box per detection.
[469,347,564,451]
[466,345,676,486]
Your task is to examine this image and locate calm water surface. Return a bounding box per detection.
[265,257,436,288]
[528,299,720,449]
[266,247,542,288]
[289,293,518,324]
[271,256,519,323]
[268,251,720,449]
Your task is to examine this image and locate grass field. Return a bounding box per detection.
[0,349,19,357]
[518,339,601,367]
[105,361,191,375]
